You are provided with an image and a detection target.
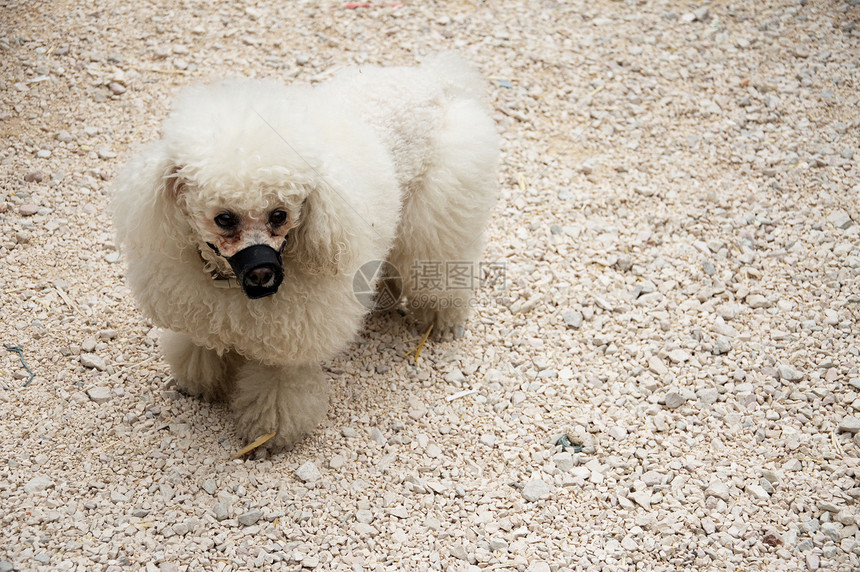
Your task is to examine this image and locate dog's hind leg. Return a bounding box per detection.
[160,330,240,402]
[388,98,498,333]
[231,362,329,450]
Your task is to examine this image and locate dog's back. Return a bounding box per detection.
[319,54,491,189]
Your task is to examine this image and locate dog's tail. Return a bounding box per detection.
[420,53,488,101]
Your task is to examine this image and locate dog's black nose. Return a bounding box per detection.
[245,266,275,288]
[225,244,285,299]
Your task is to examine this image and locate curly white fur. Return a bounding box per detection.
[113,54,499,449]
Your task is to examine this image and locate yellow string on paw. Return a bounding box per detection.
[232,432,276,459]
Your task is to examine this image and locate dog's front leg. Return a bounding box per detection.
[161,330,240,401]
[231,362,329,450]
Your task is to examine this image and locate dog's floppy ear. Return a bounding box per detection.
[112,142,189,252]
[283,182,355,276]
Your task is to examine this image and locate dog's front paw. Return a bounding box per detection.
[160,330,239,401]
[231,362,329,450]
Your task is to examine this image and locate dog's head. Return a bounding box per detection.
[168,171,305,298]
[128,79,360,300]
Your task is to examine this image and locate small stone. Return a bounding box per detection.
[355,509,373,524]
[294,461,321,483]
[301,555,320,569]
[712,336,732,355]
[36,149,51,158]
[521,479,552,502]
[213,503,229,521]
[81,353,107,371]
[838,416,860,434]
[701,517,716,535]
[24,170,43,183]
[777,364,804,382]
[443,368,466,384]
[552,452,574,472]
[108,82,126,95]
[693,6,710,21]
[96,147,117,160]
[664,392,686,409]
[641,470,664,487]
[86,386,112,404]
[745,483,770,502]
[19,203,39,216]
[370,427,387,446]
[23,475,54,493]
[629,490,651,509]
[746,294,771,309]
[328,455,345,469]
[296,54,311,65]
[131,509,150,518]
[56,130,73,142]
[648,356,668,376]
[562,309,583,329]
[667,349,691,364]
[697,387,719,405]
[352,523,378,536]
[450,544,469,561]
[783,459,803,472]
[237,509,263,526]
[201,479,217,495]
[608,426,627,441]
[806,554,820,571]
[705,479,730,501]
[820,522,842,542]
[827,210,852,230]
[341,427,357,438]
[717,303,742,321]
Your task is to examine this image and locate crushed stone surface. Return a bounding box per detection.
[1,0,860,570]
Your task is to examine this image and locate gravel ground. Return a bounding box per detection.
[2,0,860,570]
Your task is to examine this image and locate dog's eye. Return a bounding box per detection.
[214,212,239,229]
[269,210,288,227]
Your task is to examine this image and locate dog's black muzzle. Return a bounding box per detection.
[225,244,285,299]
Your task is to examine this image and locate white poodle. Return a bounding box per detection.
[112,55,499,450]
